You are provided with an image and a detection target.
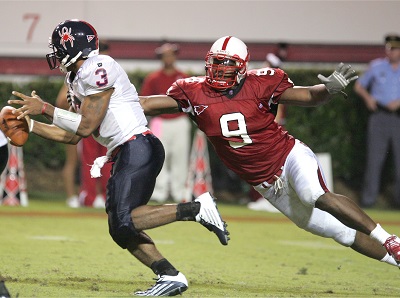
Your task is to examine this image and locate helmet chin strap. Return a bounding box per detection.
[60,51,83,73]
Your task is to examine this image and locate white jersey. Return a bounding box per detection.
[65,54,148,156]
[0,130,8,147]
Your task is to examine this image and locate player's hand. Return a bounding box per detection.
[9,90,46,119]
[317,63,358,98]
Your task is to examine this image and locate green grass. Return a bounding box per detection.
[1,194,400,297]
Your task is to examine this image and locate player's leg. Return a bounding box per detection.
[62,144,80,207]
[290,140,400,264]
[80,136,101,206]
[149,117,169,203]
[390,115,400,208]
[257,140,400,266]
[361,113,389,207]
[107,133,227,296]
[169,117,191,203]
[93,142,111,208]
[107,133,187,296]
[315,192,400,263]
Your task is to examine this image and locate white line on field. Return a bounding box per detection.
[27,235,74,241]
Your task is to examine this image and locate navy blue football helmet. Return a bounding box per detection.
[46,19,99,73]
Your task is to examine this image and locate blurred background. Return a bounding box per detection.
[1,0,399,208]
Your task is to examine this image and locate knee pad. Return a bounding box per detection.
[108,211,155,249]
[331,225,357,247]
[109,222,136,249]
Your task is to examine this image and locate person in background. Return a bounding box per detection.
[140,35,400,272]
[354,34,400,209]
[0,131,8,174]
[10,19,229,297]
[56,41,112,208]
[140,43,191,203]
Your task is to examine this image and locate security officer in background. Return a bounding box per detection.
[354,34,400,209]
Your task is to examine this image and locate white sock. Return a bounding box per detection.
[380,253,400,267]
[369,224,391,244]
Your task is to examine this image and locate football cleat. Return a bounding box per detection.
[194,192,230,245]
[383,235,400,262]
[134,272,188,296]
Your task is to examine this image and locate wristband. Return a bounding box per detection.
[41,102,48,114]
[52,107,82,134]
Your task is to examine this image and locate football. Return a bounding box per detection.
[0,106,29,147]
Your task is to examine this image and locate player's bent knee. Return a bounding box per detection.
[332,227,356,247]
[109,218,155,249]
[109,223,137,249]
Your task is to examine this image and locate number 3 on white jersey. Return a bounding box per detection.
[220,112,252,149]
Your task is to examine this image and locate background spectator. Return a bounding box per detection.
[140,43,191,203]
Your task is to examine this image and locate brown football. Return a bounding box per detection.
[0,106,29,147]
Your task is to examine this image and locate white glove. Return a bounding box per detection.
[317,63,358,97]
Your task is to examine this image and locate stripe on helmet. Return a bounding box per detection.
[221,36,232,50]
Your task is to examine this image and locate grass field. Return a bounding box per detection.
[1,193,400,297]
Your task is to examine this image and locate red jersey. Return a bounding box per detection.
[167,67,295,185]
[140,69,187,120]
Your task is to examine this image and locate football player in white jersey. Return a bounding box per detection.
[140,36,400,274]
[9,20,229,297]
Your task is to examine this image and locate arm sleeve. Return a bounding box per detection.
[166,80,190,109]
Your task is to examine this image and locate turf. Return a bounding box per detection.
[1,194,400,297]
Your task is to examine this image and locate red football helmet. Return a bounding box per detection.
[205,36,250,90]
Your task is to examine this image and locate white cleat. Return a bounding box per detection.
[134,272,188,296]
[195,192,230,245]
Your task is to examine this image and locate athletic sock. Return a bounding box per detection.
[369,223,392,244]
[151,258,179,276]
[176,201,200,221]
[380,253,400,267]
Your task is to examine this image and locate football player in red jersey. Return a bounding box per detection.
[140,36,400,269]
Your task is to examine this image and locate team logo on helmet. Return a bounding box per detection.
[87,35,95,42]
[58,26,75,50]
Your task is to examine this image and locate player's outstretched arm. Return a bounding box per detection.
[280,63,358,107]
[10,89,112,138]
[139,95,180,116]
